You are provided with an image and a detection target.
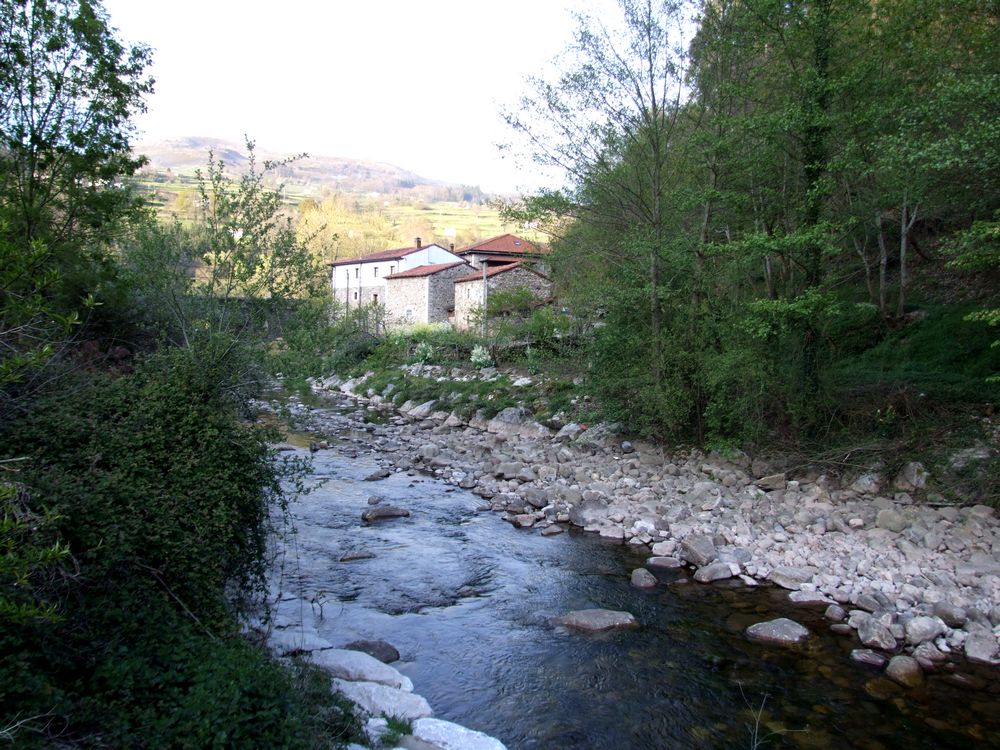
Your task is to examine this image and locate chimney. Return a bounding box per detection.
[449,243,455,252]
[415,237,422,249]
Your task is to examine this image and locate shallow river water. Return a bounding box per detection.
[272,408,1000,750]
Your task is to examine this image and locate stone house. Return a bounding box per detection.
[384,261,471,328]
[455,233,547,271]
[328,238,464,309]
[453,262,553,331]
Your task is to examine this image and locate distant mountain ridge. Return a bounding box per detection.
[136,136,485,200]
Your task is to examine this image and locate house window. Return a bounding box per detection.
[354,268,359,278]
[374,267,379,277]
[373,293,379,303]
[390,265,395,274]
[404,308,413,320]
[353,292,358,300]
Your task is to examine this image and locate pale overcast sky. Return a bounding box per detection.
[102,0,609,194]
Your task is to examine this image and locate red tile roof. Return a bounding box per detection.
[385,261,468,280]
[456,233,545,256]
[454,261,551,284]
[329,243,445,267]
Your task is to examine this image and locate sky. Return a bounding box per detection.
[102,0,609,194]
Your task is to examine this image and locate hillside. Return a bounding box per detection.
[135,136,490,203]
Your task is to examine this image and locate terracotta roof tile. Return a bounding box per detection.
[454,261,553,284]
[385,261,468,280]
[456,233,545,256]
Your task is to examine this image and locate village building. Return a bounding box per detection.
[328,238,463,309]
[383,261,471,328]
[455,233,547,270]
[453,262,553,331]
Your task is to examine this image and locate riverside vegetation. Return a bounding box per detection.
[0,2,367,745]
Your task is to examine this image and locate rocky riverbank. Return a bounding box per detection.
[294,368,1000,692]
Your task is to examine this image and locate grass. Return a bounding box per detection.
[831,304,1000,403]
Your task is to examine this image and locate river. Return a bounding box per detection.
[269,395,1000,749]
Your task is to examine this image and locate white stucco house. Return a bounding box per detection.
[328,238,464,310]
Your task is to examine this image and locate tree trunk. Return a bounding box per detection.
[896,198,918,319]
[876,212,888,319]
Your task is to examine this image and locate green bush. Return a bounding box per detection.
[0,347,340,746]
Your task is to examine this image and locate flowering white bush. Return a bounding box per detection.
[414,341,434,363]
[470,345,492,368]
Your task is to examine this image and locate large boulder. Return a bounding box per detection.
[551,609,638,632]
[310,649,413,691]
[885,655,924,689]
[343,639,400,664]
[904,616,946,646]
[767,566,815,591]
[408,718,508,750]
[693,562,738,583]
[680,534,717,567]
[745,618,811,646]
[362,506,410,522]
[568,498,608,527]
[630,568,658,588]
[331,679,432,720]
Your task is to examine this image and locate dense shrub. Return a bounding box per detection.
[0,347,346,746]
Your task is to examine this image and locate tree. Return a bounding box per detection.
[505,0,697,392]
[0,0,152,415]
[0,0,152,264]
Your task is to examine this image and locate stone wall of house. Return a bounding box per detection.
[385,277,427,326]
[385,265,469,329]
[453,267,552,331]
[426,265,469,324]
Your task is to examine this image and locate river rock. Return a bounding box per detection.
[767,566,814,591]
[310,649,413,691]
[693,562,737,583]
[933,601,968,628]
[510,514,536,529]
[904,616,946,646]
[885,655,924,689]
[875,509,908,533]
[331,678,432,720]
[646,556,684,569]
[407,400,438,419]
[362,506,410,522]
[340,550,376,562]
[894,461,928,492]
[408,718,508,750]
[364,467,392,481]
[680,534,717,566]
[964,633,1000,665]
[343,639,400,663]
[788,590,832,606]
[631,568,658,588]
[850,649,888,669]
[541,525,564,536]
[858,618,897,651]
[745,618,811,645]
[568,499,608,527]
[553,423,584,443]
[756,473,787,491]
[825,604,847,622]
[551,609,638,632]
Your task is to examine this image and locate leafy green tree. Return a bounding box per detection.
[0,0,152,414]
[0,0,152,284]
[122,141,324,354]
